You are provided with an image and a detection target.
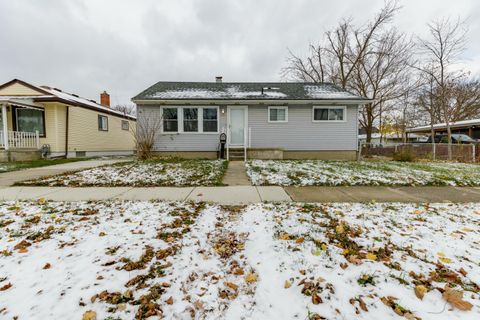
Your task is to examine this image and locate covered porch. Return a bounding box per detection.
[1,98,42,151]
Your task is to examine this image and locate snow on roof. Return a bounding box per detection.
[304,85,359,99]
[132,82,369,101]
[40,87,136,120]
[406,118,480,132]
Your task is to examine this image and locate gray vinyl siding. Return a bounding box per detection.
[138,104,358,152]
[248,104,358,151]
[137,105,227,152]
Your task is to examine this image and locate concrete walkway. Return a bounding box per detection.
[1,185,480,204]
[0,159,130,186]
[285,186,480,203]
[222,161,251,186]
[0,186,291,205]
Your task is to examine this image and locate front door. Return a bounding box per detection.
[228,106,247,146]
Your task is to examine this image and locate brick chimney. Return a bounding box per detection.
[100,91,110,107]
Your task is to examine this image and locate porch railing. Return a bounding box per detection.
[0,130,40,150]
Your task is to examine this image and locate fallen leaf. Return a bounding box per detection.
[38,198,46,205]
[284,280,292,289]
[166,296,173,305]
[193,300,204,310]
[414,285,427,300]
[458,268,468,277]
[82,310,97,320]
[439,257,453,264]
[336,224,345,234]
[312,292,322,304]
[366,253,377,261]
[43,263,51,270]
[442,285,473,311]
[225,282,239,290]
[245,273,257,283]
[0,283,12,291]
[279,234,291,240]
[348,255,363,265]
[295,237,305,244]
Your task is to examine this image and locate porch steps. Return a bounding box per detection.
[228,148,245,161]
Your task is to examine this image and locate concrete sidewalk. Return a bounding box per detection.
[284,186,480,203]
[0,186,291,205]
[1,185,480,204]
[0,159,130,186]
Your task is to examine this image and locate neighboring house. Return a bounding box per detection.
[358,133,426,146]
[0,79,136,161]
[406,119,480,140]
[132,78,370,160]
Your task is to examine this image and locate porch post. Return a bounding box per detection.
[1,104,8,150]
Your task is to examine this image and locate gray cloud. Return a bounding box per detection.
[1,0,479,105]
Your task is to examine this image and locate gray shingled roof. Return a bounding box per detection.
[132,82,369,101]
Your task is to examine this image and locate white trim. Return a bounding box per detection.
[227,105,248,147]
[312,105,347,123]
[268,106,288,123]
[160,106,220,134]
[1,104,9,150]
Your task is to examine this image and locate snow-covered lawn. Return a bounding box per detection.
[18,159,228,187]
[1,201,479,319]
[246,160,480,186]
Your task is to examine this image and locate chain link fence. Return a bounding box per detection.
[359,143,479,163]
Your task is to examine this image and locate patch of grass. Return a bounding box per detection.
[16,159,228,187]
[0,157,91,173]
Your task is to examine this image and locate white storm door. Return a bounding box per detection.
[229,106,247,146]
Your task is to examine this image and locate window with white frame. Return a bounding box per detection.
[161,106,219,133]
[15,107,46,136]
[98,115,108,131]
[268,106,288,123]
[183,108,198,132]
[203,107,218,132]
[312,106,346,122]
[162,108,178,132]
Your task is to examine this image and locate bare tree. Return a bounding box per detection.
[282,1,414,143]
[133,109,162,160]
[417,18,468,159]
[112,104,137,116]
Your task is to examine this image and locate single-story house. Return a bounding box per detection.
[406,119,480,140]
[358,132,426,146]
[0,79,136,161]
[132,78,370,160]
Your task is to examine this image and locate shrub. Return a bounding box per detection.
[393,149,416,162]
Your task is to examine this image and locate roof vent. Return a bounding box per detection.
[261,87,279,95]
[215,76,223,83]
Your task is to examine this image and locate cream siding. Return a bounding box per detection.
[67,106,135,153]
[1,81,136,154]
[0,82,44,96]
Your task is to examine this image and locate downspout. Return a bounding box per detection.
[65,105,69,158]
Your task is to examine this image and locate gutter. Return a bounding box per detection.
[131,99,373,105]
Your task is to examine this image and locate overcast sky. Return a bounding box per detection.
[1,0,479,105]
